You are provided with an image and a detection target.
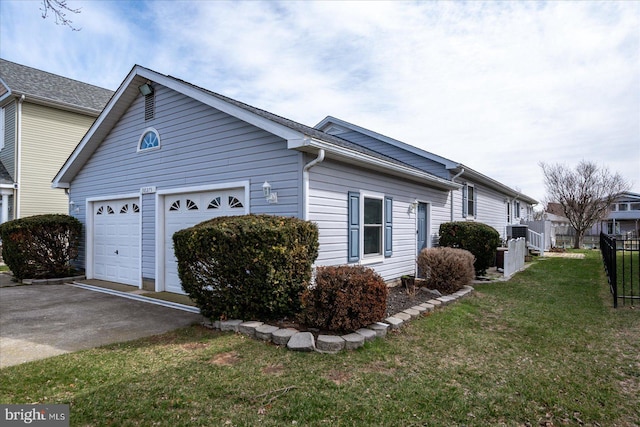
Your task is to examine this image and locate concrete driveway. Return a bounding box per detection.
[0,282,203,368]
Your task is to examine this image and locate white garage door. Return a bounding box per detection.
[93,198,140,286]
[165,189,246,294]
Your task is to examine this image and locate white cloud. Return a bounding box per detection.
[1,0,638,203]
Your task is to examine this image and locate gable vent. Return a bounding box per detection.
[144,93,155,121]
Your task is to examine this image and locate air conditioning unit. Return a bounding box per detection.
[507,224,528,240]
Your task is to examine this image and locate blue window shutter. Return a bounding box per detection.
[347,192,360,262]
[462,184,468,218]
[474,189,478,217]
[384,196,393,257]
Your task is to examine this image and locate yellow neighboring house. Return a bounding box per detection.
[0,59,113,223]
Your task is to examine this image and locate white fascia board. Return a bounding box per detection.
[292,137,460,191]
[458,166,538,205]
[146,69,303,142]
[52,66,142,188]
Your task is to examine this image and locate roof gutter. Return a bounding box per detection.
[302,147,325,221]
[290,138,460,191]
[450,168,464,221]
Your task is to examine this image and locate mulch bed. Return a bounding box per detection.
[385,285,441,317]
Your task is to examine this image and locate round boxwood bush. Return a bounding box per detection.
[173,214,318,321]
[299,265,388,333]
[0,214,82,280]
[438,221,501,276]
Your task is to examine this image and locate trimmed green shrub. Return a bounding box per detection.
[417,247,475,294]
[439,221,501,276]
[299,265,388,333]
[0,214,82,280]
[173,214,319,321]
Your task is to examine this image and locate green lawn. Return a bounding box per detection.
[1,251,638,426]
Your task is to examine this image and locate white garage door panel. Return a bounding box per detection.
[93,199,140,286]
[165,189,245,294]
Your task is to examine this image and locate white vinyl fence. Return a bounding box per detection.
[504,238,526,279]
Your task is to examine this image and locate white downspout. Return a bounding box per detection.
[450,168,464,221]
[16,94,25,219]
[302,148,325,221]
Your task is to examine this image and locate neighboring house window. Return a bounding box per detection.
[506,200,512,223]
[137,128,161,152]
[618,203,629,211]
[631,203,640,211]
[462,184,476,218]
[514,200,521,219]
[347,191,392,263]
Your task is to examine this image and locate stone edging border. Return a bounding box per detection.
[202,285,474,353]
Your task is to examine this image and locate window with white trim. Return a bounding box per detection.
[347,191,392,263]
[363,197,383,256]
[137,128,161,152]
[462,184,476,218]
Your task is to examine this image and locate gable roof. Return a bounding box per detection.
[53,65,459,191]
[316,116,538,205]
[0,58,113,115]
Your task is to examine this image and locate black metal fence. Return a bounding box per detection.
[600,232,640,307]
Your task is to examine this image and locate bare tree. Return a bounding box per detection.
[40,0,81,31]
[540,160,630,248]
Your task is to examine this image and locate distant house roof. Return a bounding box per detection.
[546,202,566,217]
[0,58,113,115]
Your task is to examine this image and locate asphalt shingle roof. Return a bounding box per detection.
[0,59,113,114]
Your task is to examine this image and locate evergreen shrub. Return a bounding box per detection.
[299,265,388,333]
[439,221,501,276]
[0,214,82,280]
[417,247,475,294]
[173,214,319,321]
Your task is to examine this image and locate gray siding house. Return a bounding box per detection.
[53,65,536,294]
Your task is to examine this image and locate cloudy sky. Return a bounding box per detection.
[1,0,638,204]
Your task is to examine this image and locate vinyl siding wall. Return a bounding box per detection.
[1,101,16,179]
[69,84,302,278]
[451,181,509,239]
[329,130,450,179]
[20,102,95,217]
[308,159,450,282]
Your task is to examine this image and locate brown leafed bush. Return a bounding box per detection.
[417,247,475,294]
[299,265,388,333]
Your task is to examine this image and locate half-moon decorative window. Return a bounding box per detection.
[208,197,221,209]
[138,128,160,152]
[169,200,181,212]
[96,206,104,215]
[229,196,243,209]
[107,206,115,214]
[186,199,199,211]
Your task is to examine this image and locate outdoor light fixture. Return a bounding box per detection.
[408,199,418,214]
[138,82,154,96]
[262,181,278,204]
[69,201,80,214]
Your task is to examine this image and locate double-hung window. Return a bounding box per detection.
[462,184,477,218]
[363,197,383,256]
[348,191,392,263]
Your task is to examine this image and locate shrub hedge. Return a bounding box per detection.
[438,221,501,276]
[299,265,388,333]
[173,214,319,321]
[0,214,82,280]
[417,247,475,294]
